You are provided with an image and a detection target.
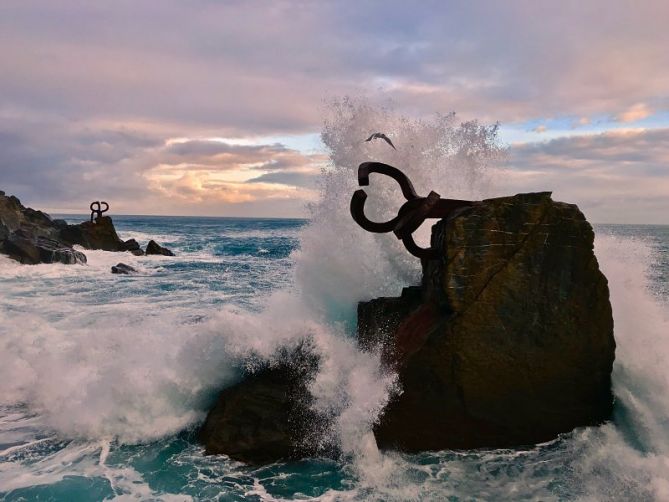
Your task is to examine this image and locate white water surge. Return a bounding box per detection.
[0,100,668,500]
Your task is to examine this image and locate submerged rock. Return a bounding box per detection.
[199,346,328,464]
[145,239,175,256]
[359,192,615,451]
[111,263,137,274]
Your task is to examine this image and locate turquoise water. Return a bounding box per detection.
[0,216,668,501]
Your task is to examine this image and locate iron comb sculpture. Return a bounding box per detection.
[90,201,109,222]
[350,162,478,259]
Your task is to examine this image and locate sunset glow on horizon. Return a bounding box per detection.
[1,1,668,223]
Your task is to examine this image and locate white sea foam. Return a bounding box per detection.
[1,99,668,500]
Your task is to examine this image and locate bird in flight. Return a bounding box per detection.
[365,132,396,150]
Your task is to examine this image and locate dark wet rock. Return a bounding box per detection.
[52,219,69,229]
[59,216,126,251]
[199,346,329,464]
[0,192,56,238]
[122,238,144,256]
[358,192,615,452]
[111,262,137,274]
[0,220,8,242]
[145,239,175,256]
[123,238,140,251]
[0,192,87,265]
[3,229,87,265]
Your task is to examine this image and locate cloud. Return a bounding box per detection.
[1,0,668,135]
[502,128,669,223]
[616,103,653,123]
[1,1,669,220]
[572,117,591,128]
[0,115,322,216]
[247,170,320,188]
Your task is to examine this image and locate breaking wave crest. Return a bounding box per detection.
[1,100,668,500]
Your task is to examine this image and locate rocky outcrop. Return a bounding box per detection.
[111,263,137,274]
[0,191,87,264]
[3,229,87,265]
[197,192,614,465]
[60,216,126,251]
[1,190,171,264]
[123,239,144,256]
[145,239,175,256]
[199,346,328,464]
[358,192,615,451]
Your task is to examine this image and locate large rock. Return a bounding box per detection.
[358,192,615,451]
[3,230,87,265]
[199,347,328,464]
[0,192,87,264]
[60,216,126,251]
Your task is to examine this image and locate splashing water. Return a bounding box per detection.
[1,100,668,500]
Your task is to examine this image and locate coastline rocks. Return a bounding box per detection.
[358,192,616,451]
[3,230,87,265]
[111,263,137,274]
[60,216,126,251]
[199,346,328,464]
[1,190,177,265]
[0,192,87,264]
[123,239,145,256]
[145,239,175,256]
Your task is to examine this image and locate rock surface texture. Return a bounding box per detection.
[358,192,616,451]
[145,239,175,256]
[60,216,127,251]
[0,191,87,264]
[199,348,325,464]
[111,263,137,275]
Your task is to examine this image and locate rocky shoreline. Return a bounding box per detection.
[0,190,174,265]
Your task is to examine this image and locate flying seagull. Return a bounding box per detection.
[365,132,396,150]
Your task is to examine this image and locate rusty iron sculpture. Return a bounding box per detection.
[90,201,109,222]
[350,162,478,259]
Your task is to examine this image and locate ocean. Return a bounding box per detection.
[2,108,669,501]
[0,215,667,501]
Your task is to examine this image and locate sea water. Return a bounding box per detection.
[0,217,667,501]
[1,103,668,500]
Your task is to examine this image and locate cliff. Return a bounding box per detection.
[359,192,615,451]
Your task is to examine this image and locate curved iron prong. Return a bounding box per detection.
[358,162,419,201]
[401,233,440,260]
[350,189,400,233]
[393,191,441,240]
[100,201,109,213]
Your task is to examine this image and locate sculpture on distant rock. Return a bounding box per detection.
[90,201,109,222]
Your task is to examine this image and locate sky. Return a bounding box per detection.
[0,0,667,223]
